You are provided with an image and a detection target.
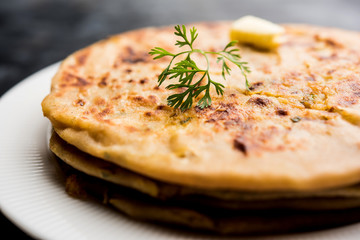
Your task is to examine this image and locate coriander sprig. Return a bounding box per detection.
[149,25,250,111]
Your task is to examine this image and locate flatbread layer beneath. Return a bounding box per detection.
[50,131,360,210]
[42,22,360,191]
[52,151,360,235]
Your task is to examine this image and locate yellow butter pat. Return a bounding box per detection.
[230,15,285,50]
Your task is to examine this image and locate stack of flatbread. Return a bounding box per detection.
[42,22,360,234]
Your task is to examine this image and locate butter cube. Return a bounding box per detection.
[230,16,285,50]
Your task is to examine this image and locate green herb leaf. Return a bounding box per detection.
[149,25,250,111]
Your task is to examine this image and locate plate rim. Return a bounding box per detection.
[0,62,61,239]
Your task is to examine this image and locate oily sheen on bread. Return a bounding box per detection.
[42,22,360,191]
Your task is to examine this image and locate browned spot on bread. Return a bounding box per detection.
[75,50,90,66]
[249,82,264,91]
[94,97,106,106]
[74,99,85,106]
[112,46,150,68]
[205,119,216,123]
[139,78,148,84]
[73,77,89,87]
[90,107,98,114]
[209,109,230,121]
[147,95,158,105]
[144,111,153,117]
[61,72,90,88]
[156,104,172,111]
[132,95,144,102]
[276,109,288,116]
[207,103,237,121]
[200,103,249,129]
[122,46,150,64]
[98,72,110,87]
[111,95,122,100]
[128,96,146,103]
[97,108,112,118]
[129,95,158,107]
[314,34,343,48]
[233,137,247,155]
[247,97,271,107]
[156,105,166,110]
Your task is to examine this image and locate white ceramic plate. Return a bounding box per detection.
[1,63,360,240]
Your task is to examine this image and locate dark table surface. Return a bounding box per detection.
[1,0,360,238]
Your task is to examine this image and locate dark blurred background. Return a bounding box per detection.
[1,0,360,238]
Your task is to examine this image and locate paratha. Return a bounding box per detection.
[52,151,360,235]
[50,131,360,211]
[42,22,360,192]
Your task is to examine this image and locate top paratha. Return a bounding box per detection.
[42,22,360,191]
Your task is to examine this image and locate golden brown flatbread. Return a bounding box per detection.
[42,22,360,191]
